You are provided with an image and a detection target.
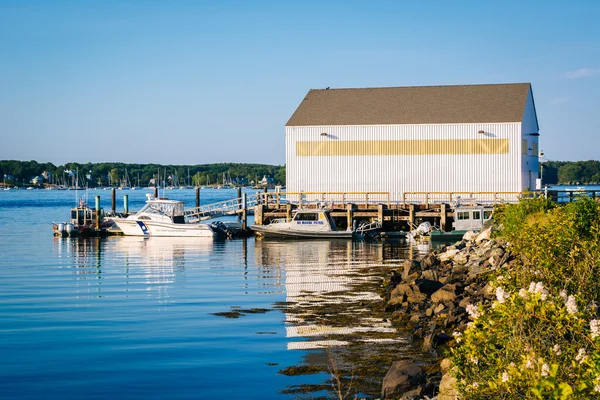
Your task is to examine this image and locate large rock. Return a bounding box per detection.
[454,252,469,265]
[462,230,478,242]
[438,370,458,400]
[402,259,421,281]
[391,283,427,303]
[439,249,460,262]
[415,279,444,295]
[431,284,457,303]
[421,252,440,269]
[381,360,426,399]
[475,227,492,243]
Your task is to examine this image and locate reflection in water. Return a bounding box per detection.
[254,239,431,350]
[54,236,215,301]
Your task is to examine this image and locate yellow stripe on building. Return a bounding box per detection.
[296,139,509,156]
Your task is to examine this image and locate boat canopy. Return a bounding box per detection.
[138,200,185,218]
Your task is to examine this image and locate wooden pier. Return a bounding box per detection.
[55,188,600,238]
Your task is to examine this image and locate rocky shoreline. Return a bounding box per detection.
[380,227,512,399]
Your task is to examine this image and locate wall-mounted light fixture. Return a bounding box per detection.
[477,130,485,134]
[320,132,327,136]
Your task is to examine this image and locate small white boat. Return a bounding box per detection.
[113,195,217,237]
[251,208,353,239]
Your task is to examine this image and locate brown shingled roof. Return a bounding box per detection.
[285,83,532,126]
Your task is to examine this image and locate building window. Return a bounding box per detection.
[484,210,493,220]
[472,211,481,220]
[522,139,528,155]
[532,142,538,157]
[457,211,469,220]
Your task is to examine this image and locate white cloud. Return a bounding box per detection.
[551,97,571,104]
[566,68,600,78]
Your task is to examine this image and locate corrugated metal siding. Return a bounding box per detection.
[521,90,539,187]
[286,123,523,201]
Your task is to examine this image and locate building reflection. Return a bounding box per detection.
[254,238,431,350]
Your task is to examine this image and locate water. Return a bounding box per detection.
[0,189,426,399]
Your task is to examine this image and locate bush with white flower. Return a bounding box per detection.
[450,197,600,399]
[452,285,600,398]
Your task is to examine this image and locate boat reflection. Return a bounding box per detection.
[54,236,215,300]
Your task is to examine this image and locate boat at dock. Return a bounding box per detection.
[53,200,116,237]
[112,195,217,237]
[251,208,356,239]
[429,204,493,243]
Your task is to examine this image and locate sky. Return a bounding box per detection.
[1,0,599,166]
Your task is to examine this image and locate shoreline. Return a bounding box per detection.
[379,228,505,399]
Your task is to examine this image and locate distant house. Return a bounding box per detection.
[285,83,540,199]
[260,175,275,186]
[31,175,44,185]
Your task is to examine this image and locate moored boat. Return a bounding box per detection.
[250,208,354,239]
[112,195,217,237]
[429,204,493,243]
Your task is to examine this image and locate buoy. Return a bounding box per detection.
[57,223,65,233]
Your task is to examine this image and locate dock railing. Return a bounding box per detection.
[256,191,391,208]
[401,191,527,207]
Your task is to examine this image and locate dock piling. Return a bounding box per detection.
[154,187,158,198]
[440,203,447,231]
[241,193,247,231]
[196,187,200,209]
[346,203,355,230]
[124,195,129,215]
[95,196,101,230]
[237,187,242,221]
[111,188,116,213]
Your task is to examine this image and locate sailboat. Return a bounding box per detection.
[119,169,131,190]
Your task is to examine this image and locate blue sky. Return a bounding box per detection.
[1,0,599,165]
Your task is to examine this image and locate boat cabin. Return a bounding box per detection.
[135,198,185,224]
[453,205,493,231]
[287,209,339,232]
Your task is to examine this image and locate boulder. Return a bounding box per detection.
[438,370,458,400]
[421,253,440,269]
[420,269,438,281]
[453,252,469,265]
[415,279,444,295]
[463,230,478,242]
[475,227,492,243]
[439,249,460,262]
[402,259,421,280]
[398,387,422,399]
[431,285,457,303]
[440,358,453,373]
[434,303,445,314]
[381,360,426,399]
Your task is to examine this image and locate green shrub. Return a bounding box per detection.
[451,198,600,399]
[452,284,600,399]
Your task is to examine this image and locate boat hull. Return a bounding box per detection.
[250,224,353,239]
[113,219,216,237]
[429,230,467,243]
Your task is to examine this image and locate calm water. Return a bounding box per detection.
[0,189,426,399]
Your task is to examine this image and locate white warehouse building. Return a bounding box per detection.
[285,83,540,201]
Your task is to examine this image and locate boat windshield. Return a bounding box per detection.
[138,201,185,217]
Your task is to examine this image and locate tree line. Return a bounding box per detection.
[0,160,286,187]
[541,160,600,185]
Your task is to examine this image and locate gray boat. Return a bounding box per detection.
[250,208,353,239]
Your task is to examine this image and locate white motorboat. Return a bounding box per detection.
[251,208,353,239]
[113,195,217,237]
